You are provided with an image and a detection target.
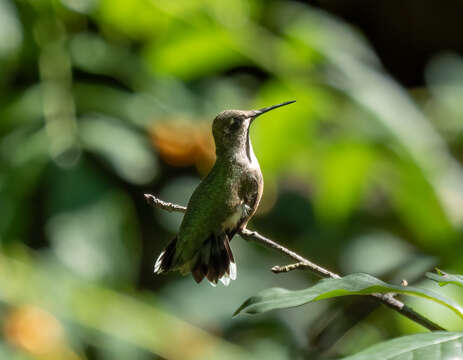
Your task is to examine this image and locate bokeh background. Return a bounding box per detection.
[2,0,463,359]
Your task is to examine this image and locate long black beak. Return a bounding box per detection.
[251,100,296,118]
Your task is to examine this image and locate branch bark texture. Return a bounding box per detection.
[145,193,445,332]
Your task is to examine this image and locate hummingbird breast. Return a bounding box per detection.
[227,153,263,231]
[220,201,251,232]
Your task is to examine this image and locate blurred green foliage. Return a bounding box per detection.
[341,332,463,360]
[1,0,463,359]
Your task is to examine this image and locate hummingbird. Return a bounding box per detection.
[154,100,296,286]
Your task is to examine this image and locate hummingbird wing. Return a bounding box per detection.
[175,163,237,258]
[155,162,239,285]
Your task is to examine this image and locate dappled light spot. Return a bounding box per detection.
[4,305,63,355]
[150,120,216,175]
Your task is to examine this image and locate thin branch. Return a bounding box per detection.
[239,229,340,279]
[272,262,309,273]
[145,194,187,213]
[145,193,446,332]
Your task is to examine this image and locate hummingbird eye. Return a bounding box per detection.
[228,118,241,131]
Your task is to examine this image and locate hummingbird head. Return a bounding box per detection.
[212,100,295,157]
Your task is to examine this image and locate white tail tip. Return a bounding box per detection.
[229,262,237,280]
[220,273,231,286]
[154,251,165,274]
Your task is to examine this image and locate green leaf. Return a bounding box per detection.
[340,332,463,360]
[234,273,463,319]
[426,269,463,289]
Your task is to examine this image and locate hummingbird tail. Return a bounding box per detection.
[191,234,236,286]
[154,237,178,274]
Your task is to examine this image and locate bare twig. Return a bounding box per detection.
[145,194,187,213]
[272,262,309,273]
[239,229,340,279]
[145,193,446,331]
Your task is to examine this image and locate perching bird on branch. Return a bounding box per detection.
[154,101,296,286]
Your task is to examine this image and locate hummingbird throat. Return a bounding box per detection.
[245,128,252,162]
